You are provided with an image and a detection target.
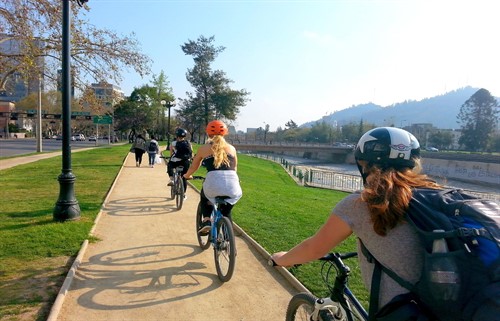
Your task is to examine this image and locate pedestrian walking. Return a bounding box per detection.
[131,134,147,167]
[147,135,160,168]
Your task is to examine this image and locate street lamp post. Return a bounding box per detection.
[160,100,176,149]
[53,0,87,221]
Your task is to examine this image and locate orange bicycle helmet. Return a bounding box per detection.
[206,120,228,136]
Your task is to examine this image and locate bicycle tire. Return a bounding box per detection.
[196,204,210,250]
[170,176,175,200]
[286,293,338,321]
[175,176,184,210]
[214,216,236,282]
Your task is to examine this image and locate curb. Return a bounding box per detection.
[47,155,308,320]
[187,180,310,294]
[46,152,130,321]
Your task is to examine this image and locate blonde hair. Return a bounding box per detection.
[360,159,442,236]
[209,135,230,169]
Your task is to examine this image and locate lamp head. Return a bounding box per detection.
[75,0,89,7]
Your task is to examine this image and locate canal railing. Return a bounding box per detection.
[248,153,499,204]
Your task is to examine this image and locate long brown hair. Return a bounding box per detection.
[208,135,230,169]
[360,159,442,236]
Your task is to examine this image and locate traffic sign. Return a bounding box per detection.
[93,115,113,124]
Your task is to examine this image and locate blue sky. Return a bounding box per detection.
[84,0,500,132]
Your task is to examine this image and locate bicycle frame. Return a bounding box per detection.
[281,252,368,321]
[208,198,226,246]
[325,253,368,321]
[192,176,236,282]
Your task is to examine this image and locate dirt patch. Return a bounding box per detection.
[0,256,72,321]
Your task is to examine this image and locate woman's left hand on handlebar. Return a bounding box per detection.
[270,252,289,267]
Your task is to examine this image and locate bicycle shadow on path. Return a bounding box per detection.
[55,152,299,321]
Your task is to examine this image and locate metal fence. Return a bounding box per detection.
[248,153,499,204]
[249,153,362,192]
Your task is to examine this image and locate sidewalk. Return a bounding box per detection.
[41,152,305,321]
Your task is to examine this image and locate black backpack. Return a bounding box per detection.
[148,141,157,152]
[174,140,192,160]
[362,188,500,321]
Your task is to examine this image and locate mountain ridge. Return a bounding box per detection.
[303,86,486,130]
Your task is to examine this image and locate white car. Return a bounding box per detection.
[426,147,439,152]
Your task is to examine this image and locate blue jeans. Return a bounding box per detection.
[148,152,156,165]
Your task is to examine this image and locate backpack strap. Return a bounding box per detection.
[359,239,415,321]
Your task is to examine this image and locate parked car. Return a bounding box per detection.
[88,136,97,141]
[426,146,439,152]
[72,134,85,141]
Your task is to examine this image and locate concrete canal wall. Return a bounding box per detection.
[420,158,499,186]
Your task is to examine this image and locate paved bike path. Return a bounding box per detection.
[49,152,304,321]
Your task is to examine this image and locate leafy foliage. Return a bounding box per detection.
[179,35,250,139]
[0,0,151,98]
[457,88,499,151]
[428,130,453,149]
[113,71,174,138]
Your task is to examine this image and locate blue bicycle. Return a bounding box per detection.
[192,176,236,282]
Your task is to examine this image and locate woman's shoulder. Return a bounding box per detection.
[196,144,213,156]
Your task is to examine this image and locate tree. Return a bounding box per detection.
[0,0,151,105]
[428,131,453,150]
[179,35,249,136]
[305,122,331,143]
[113,75,174,138]
[285,120,298,129]
[457,88,499,151]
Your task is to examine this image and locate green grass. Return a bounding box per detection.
[0,145,369,320]
[189,153,369,305]
[0,144,129,320]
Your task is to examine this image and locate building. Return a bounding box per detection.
[0,34,45,102]
[0,101,15,137]
[90,81,124,111]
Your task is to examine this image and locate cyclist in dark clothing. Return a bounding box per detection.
[167,128,192,192]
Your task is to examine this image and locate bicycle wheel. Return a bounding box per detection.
[196,204,211,250]
[170,176,175,200]
[175,176,184,210]
[286,293,337,321]
[214,216,236,282]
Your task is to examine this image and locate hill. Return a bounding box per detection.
[303,86,484,129]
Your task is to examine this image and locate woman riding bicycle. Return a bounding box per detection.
[167,128,193,192]
[183,120,242,235]
[271,127,445,315]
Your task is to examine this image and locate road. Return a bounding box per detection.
[0,138,115,157]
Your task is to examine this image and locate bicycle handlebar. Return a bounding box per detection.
[320,252,357,261]
[268,252,357,268]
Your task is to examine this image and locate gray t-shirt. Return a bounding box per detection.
[333,192,424,307]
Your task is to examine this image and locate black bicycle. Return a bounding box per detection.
[271,252,368,321]
[192,176,236,282]
[171,165,185,210]
[162,156,185,210]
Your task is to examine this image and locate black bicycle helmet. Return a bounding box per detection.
[355,127,420,182]
[175,128,187,138]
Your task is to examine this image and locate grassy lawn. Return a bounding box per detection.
[0,144,129,321]
[0,145,368,321]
